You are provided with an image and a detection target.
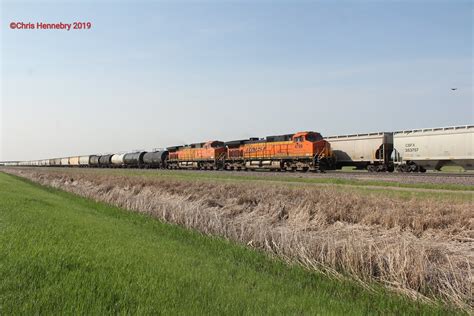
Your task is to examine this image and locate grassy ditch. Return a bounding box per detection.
[2,169,472,312]
[0,172,463,314]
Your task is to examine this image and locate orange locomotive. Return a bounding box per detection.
[167,140,226,169]
[168,131,332,172]
[225,131,332,171]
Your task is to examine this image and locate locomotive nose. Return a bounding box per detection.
[313,140,329,155]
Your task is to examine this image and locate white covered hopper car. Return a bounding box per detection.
[324,132,394,172]
[393,125,474,172]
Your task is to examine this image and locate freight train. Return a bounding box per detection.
[3,125,473,173]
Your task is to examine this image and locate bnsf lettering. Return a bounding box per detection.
[245,146,266,153]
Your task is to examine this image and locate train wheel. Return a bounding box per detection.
[376,165,387,172]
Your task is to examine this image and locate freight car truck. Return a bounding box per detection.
[324,132,394,172]
[393,125,474,172]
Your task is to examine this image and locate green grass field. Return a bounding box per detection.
[0,172,463,314]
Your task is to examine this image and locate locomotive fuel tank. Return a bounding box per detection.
[178,161,199,168]
[245,160,281,169]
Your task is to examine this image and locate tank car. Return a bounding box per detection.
[123,152,147,168]
[111,154,125,167]
[89,155,100,167]
[143,151,169,168]
[98,154,113,167]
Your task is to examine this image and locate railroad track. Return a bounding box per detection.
[3,166,474,185]
[153,168,474,186]
[324,171,474,178]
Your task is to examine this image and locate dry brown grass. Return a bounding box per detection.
[4,168,473,310]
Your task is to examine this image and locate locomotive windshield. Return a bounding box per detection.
[210,141,225,148]
[305,133,322,142]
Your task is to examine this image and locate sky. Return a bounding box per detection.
[1,0,473,161]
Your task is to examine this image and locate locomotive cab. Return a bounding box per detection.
[204,141,225,149]
[292,131,323,143]
[291,131,333,168]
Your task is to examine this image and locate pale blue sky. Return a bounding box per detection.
[1,0,473,160]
